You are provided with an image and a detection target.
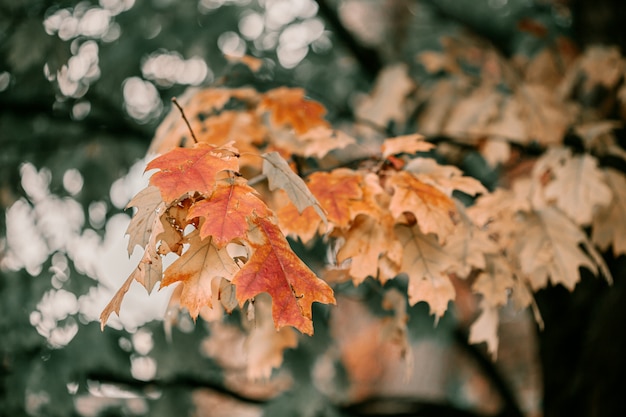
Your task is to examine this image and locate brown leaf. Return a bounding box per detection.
[395,224,456,320]
[125,185,165,255]
[516,207,610,290]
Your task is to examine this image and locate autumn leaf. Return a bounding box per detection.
[245,294,298,380]
[395,224,457,320]
[232,217,335,335]
[516,207,610,291]
[336,214,402,284]
[147,143,240,203]
[381,134,434,158]
[100,274,135,330]
[445,220,500,278]
[592,169,626,256]
[472,255,515,307]
[101,213,164,327]
[197,111,266,171]
[161,231,239,319]
[468,300,500,359]
[298,127,356,158]
[355,64,415,129]
[404,158,487,197]
[187,178,271,247]
[149,87,259,154]
[262,151,327,224]
[260,87,329,134]
[277,169,364,241]
[387,171,457,241]
[541,150,612,225]
[125,185,165,255]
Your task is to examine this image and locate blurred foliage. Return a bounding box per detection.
[1,0,624,416]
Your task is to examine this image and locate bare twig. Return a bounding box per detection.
[171,97,198,144]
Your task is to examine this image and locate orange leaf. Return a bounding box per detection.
[147,143,239,203]
[161,231,239,318]
[277,204,321,243]
[232,217,335,335]
[336,214,402,284]
[277,169,364,240]
[200,110,266,146]
[381,134,434,158]
[149,88,259,154]
[260,87,329,134]
[387,171,457,241]
[187,178,271,247]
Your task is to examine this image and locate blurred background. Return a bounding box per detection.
[1,0,626,416]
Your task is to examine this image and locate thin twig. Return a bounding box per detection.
[171,97,198,144]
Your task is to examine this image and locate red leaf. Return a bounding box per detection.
[187,178,271,247]
[147,143,239,203]
[232,217,335,334]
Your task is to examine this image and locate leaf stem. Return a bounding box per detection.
[172,97,198,144]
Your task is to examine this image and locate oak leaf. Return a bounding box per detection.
[387,171,457,241]
[260,87,329,134]
[277,169,364,241]
[245,294,298,380]
[147,143,240,203]
[161,231,239,319]
[101,213,164,327]
[262,151,327,224]
[232,217,335,335]
[125,185,165,255]
[355,64,414,129]
[542,150,612,225]
[381,134,434,158]
[197,110,266,171]
[395,224,457,320]
[516,207,610,291]
[149,87,259,153]
[336,214,402,284]
[404,157,487,197]
[188,178,271,247]
[445,220,499,278]
[472,255,515,307]
[592,169,626,256]
[468,300,500,359]
[298,127,356,158]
